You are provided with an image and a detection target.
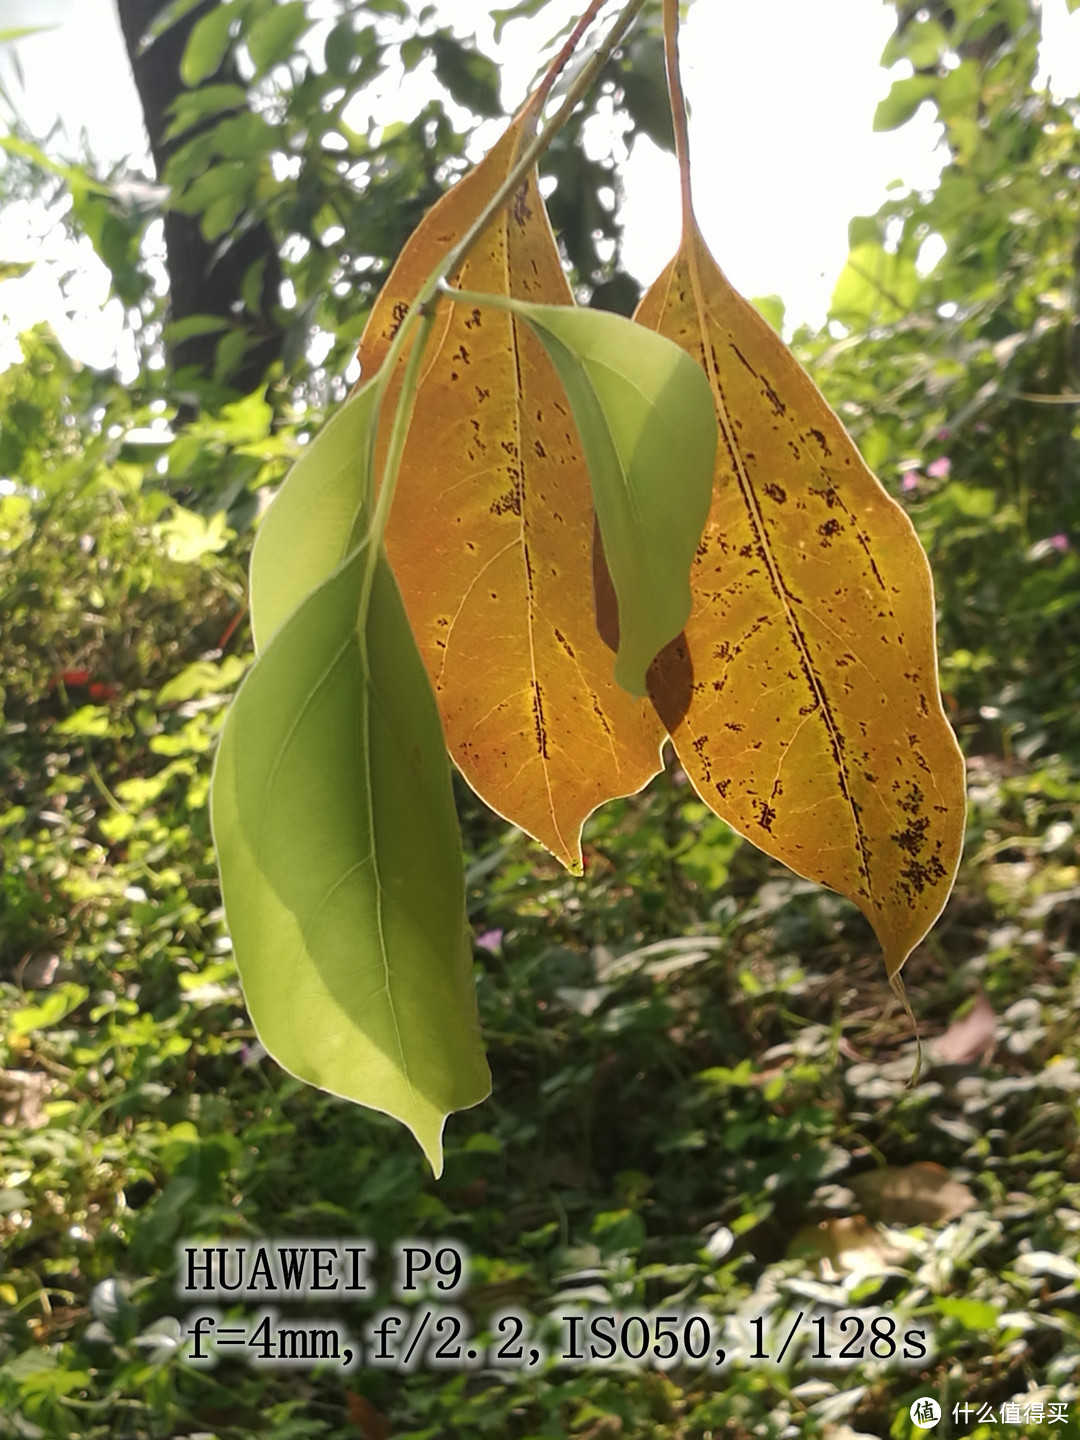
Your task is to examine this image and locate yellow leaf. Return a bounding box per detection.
[638,218,965,976]
[358,100,664,869]
[637,3,964,977]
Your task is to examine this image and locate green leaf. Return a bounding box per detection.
[162,314,231,345]
[325,18,357,76]
[935,1297,999,1331]
[873,74,937,131]
[0,26,57,44]
[491,0,549,42]
[479,300,717,697]
[400,34,425,71]
[53,706,111,738]
[246,1,310,76]
[240,255,269,315]
[165,83,247,142]
[881,17,949,69]
[0,135,111,197]
[171,159,257,215]
[157,507,230,563]
[750,294,785,334]
[144,0,213,46]
[9,984,89,1038]
[0,260,32,282]
[212,327,252,383]
[250,379,377,652]
[830,242,921,325]
[618,32,675,152]
[180,4,234,86]
[211,543,490,1174]
[935,59,981,124]
[158,657,247,705]
[430,33,502,119]
[201,189,246,241]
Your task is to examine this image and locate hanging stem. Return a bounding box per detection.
[662,0,695,229]
[533,0,609,112]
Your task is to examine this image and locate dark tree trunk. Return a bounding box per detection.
[114,0,283,393]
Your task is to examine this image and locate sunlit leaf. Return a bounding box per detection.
[0,26,57,45]
[245,1,310,76]
[156,506,229,563]
[249,379,377,651]
[881,17,949,70]
[787,1215,905,1277]
[180,4,234,86]
[639,215,965,978]
[142,0,211,47]
[935,1298,1001,1331]
[357,101,665,870]
[212,544,490,1175]
[483,299,717,696]
[873,74,937,131]
[831,242,921,326]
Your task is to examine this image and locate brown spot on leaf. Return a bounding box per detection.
[892,815,930,856]
[648,633,694,732]
[386,299,409,341]
[490,483,522,517]
[512,183,532,227]
[531,679,549,758]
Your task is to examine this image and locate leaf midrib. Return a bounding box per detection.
[676,240,876,904]
[247,571,417,1111]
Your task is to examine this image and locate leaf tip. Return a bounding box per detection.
[414,1115,448,1179]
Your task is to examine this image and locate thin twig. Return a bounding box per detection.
[533,0,609,113]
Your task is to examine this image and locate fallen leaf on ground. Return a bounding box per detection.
[848,1162,977,1225]
[345,1393,392,1440]
[788,1214,906,1277]
[930,988,996,1066]
[0,1070,51,1128]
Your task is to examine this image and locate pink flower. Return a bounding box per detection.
[1050,533,1070,552]
[936,427,952,442]
[927,456,951,479]
[475,928,504,953]
[901,471,920,493]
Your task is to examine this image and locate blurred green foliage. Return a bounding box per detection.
[2,0,1080,1436]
